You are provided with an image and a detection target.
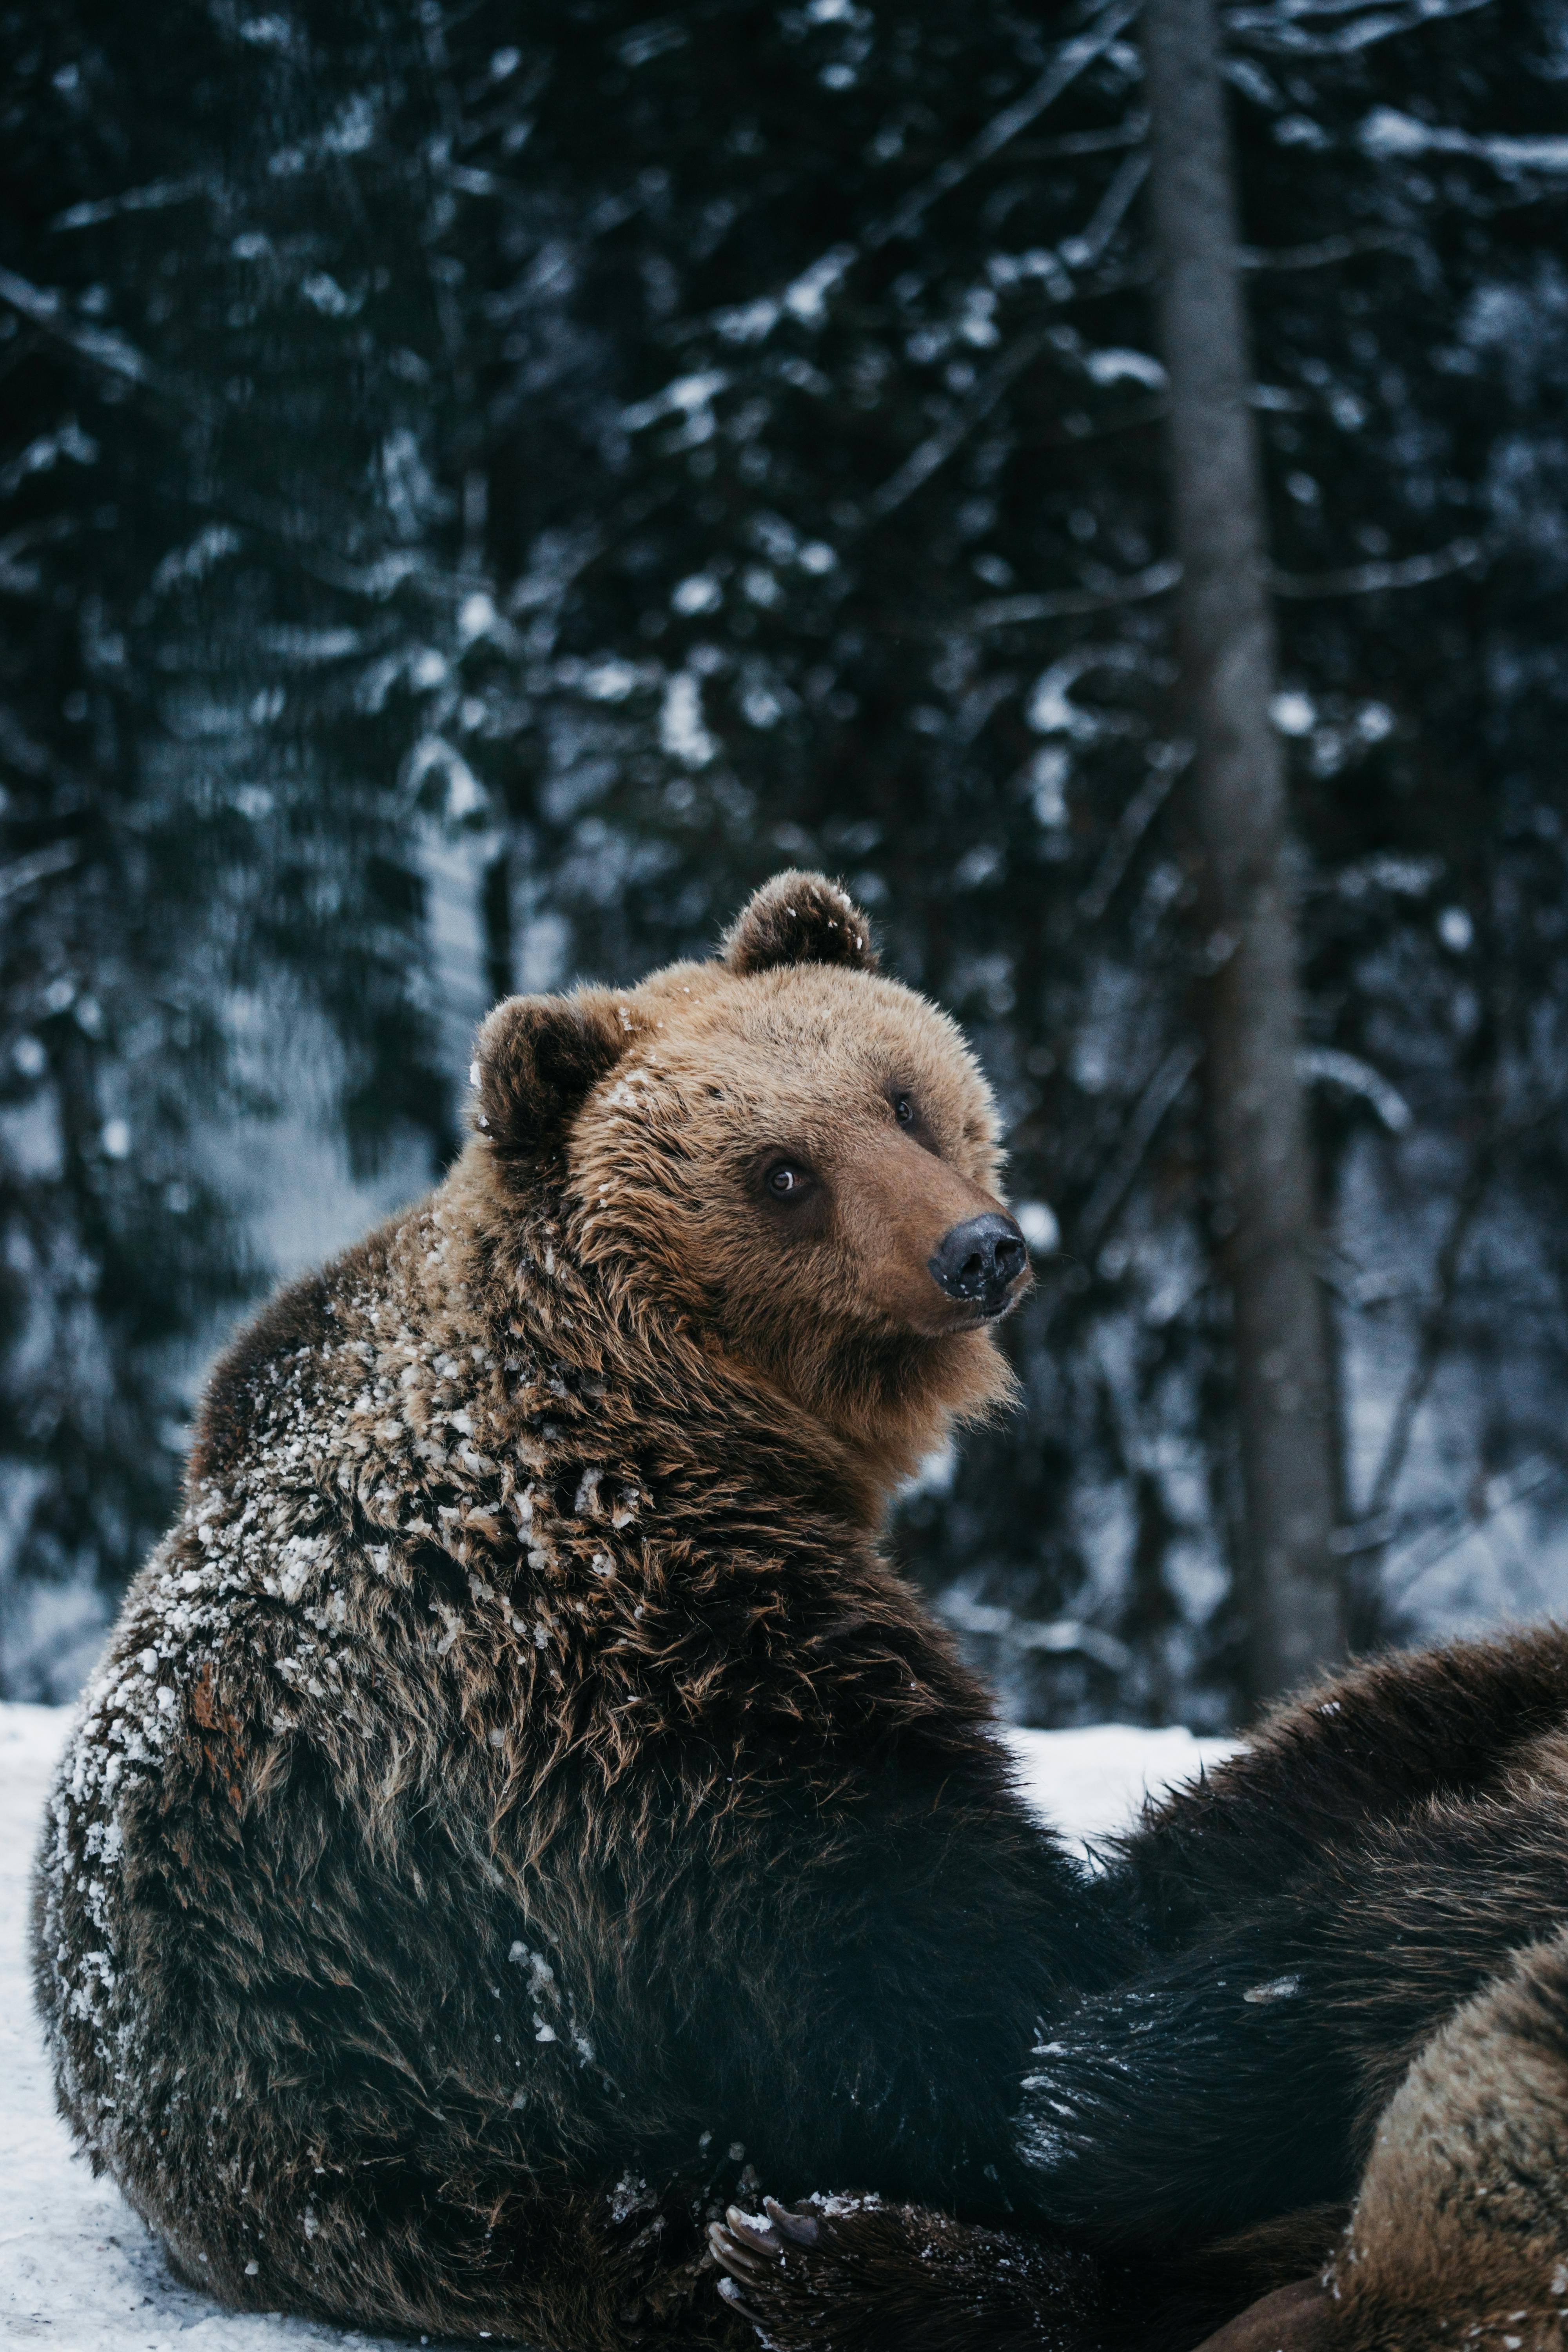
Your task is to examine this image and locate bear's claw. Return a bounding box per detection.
[715,2272,767,2325]
[710,2208,785,2285]
[763,2198,820,2247]
[709,2200,821,2289]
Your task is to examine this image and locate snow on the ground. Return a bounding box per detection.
[0,1703,1236,2350]
[998,1720,1237,1856]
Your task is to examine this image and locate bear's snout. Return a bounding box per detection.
[927,1211,1029,1319]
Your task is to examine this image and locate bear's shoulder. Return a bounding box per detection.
[187,1268,338,1491]
[186,1220,407,1492]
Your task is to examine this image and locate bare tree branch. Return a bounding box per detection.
[1270,534,1486,597]
[967,558,1181,630]
[1079,747,1191,920]
[966,534,1486,628]
[1011,114,1149,162]
[1363,1138,1494,1521]
[1239,227,1414,270]
[1059,149,1152,270]
[1078,1040,1204,1250]
[1228,0,1494,58]
[1380,1455,1565,1610]
[875,0,1145,248]
[938,1589,1133,1673]
[0,265,158,388]
[866,328,1053,520]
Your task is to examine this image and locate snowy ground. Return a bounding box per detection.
[0,1702,1235,2351]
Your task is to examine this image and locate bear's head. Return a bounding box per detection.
[469,872,1033,1501]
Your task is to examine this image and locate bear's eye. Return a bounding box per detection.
[894,1093,916,1127]
[766,1162,809,1201]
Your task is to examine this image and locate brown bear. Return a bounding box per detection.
[32,871,1140,2351]
[713,1628,1568,2352]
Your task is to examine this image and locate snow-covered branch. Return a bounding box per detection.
[705,0,1142,347]
[1228,0,1493,57]
[51,177,209,232]
[1298,1046,1412,1134]
[1360,107,1568,174]
[0,267,156,388]
[1270,535,1485,597]
[967,559,1180,631]
[0,839,80,907]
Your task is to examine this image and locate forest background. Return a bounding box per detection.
[4,0,1568,1730]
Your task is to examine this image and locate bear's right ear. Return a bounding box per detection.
[720,869,880,977]
[470,989,628,1180]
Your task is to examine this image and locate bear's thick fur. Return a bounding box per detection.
[33,873,1143,2350]
[715,1629,1568,2352]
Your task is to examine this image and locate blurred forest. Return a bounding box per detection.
[4,0,1568,1724]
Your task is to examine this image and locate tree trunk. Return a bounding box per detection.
[1141,0,1345,1705]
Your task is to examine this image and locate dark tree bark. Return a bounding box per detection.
[1142,0,1345,1704]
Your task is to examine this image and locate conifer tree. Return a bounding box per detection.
[8,0,1568,1724]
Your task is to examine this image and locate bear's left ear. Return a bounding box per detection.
[470,988,630,1181]
[720,869,880,978]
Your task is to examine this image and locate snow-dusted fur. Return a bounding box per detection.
[31,874,1132,2350]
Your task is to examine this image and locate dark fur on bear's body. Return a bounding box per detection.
[717,1628,1568,2351]
[33,875,1145,2350]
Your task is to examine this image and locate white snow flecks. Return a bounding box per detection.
[34,1190,567,2190]
[1242,1975,1304,2004]
[3,1702,1236,2350]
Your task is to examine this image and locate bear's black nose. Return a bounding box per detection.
[928,1213,1029,1315]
